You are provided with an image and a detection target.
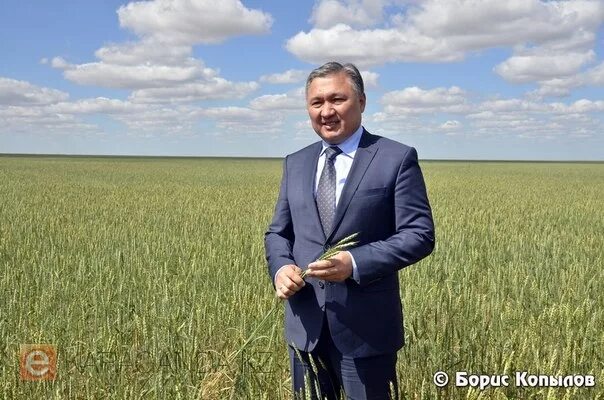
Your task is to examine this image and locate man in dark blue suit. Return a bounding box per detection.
[265,62,435,399]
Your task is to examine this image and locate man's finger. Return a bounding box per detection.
[276,285,289,299]
[308,260,333,270]
[289,271,306,287]
[280,274,305,292]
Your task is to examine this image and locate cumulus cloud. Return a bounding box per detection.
[469,97,604,138]
[0,105,100,135]
[249,89,305,111]
[50,41,258,101]
[115,105,202,134]
[440,120,461,130]
[373,82,604,139]
[129,79,258,103]
[361,70,379,89]
[53,55,213,89]
[117,0,273,45]
[310,0,389,29]
[381,86,467,113]
[48,1,268,102]
[198,106,285,134]
[286,24,457,67]
[0,77,69,106]
[48,98,142,114]
[93,40,195,66]
[260,69,307,84]
[0,76,205,136]
[494,50,596,83]
[286,0,604,68]
[528,61,604,98]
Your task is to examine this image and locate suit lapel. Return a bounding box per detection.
[326,129,378,242]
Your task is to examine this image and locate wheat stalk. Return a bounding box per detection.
[299,232,359,279]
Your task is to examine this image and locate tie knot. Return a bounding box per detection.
[324,146,342,161]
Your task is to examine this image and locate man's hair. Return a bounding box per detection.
[305,62,365,98]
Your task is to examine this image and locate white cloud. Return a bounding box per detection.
[49,98,141,114]
[381,86,467,114]
[477,98,547,113]
[48,2,267,102]
[52,50,259,102]
[494,50,595,83]
[467,96,604,138]
[0,105,100,135]
[374,82,604,140]
[286,24,457,67]
[51,47,223,91]
[260,69,307,84]
[114,105,201,134]
[0,78,206,137]
[529,61,604,98]
[94,40,196,66]
[249,89,305,111]
[407,0,602,50]
[117,0,273,45]
[287,0,604,67]
[57,59,209,90]
[552,99,604,114]
[361,70,379,89]
[129,79,258,103]
[440,120,461,130]
[528,79,579,98]
[310,0,388,29]
[199,106,285,134]
[50,57,70,69]
[0,77,69,106]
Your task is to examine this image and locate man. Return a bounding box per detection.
[265,62,435,399]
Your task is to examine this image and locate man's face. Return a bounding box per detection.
[306,71,366,144]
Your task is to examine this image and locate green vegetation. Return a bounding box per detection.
[1,156,602,399]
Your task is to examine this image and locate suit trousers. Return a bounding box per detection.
[289,315,399,400]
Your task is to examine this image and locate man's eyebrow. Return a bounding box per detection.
[309,92,347,101]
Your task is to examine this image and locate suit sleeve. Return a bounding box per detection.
[264,156,296,286]
[348,147,435,286]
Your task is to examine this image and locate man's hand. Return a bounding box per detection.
[275,265,306,300]
[306,251,353,282]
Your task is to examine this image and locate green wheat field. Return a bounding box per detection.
[1,155,603,399]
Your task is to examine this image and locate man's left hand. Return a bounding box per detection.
[306,251,353,282]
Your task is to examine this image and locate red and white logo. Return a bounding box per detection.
[19,344,57,381]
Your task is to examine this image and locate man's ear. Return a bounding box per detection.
[359,93,366,112]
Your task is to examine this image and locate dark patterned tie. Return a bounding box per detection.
[316,146,342,235]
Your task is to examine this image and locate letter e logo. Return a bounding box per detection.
[19,344,57,381]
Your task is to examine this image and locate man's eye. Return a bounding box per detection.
[333,98,344,103]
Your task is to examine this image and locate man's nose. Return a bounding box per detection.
[320,103,335,118]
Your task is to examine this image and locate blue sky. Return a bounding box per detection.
[1,0,603,160]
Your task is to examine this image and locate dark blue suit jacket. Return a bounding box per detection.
[265,129,435,357]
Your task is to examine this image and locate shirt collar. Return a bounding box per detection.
[321,124,364,158]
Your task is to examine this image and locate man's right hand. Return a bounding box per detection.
[275,264,306,300]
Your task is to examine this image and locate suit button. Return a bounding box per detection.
[318,281,325,288]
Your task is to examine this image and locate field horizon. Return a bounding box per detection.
[1,153,603,163]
